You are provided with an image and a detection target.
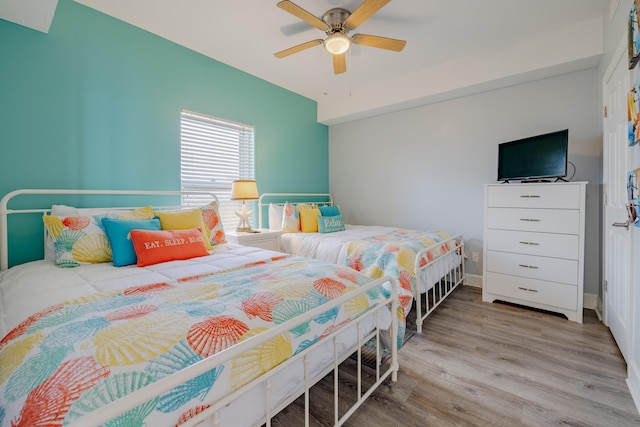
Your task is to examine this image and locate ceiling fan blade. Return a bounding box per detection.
[351,34,406,51]
[333,53,347,74]
[277,1,328,30]
[344,0,391,29]
[274,39,324,58]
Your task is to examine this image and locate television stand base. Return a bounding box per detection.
[518,177,568,183]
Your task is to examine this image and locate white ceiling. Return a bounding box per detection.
[0,0,57,33]
[3,0,608,125]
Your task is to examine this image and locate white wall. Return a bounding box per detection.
[329,68,601,295]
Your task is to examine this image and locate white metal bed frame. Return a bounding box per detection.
[0,189,399,427]
[258,193,466,333]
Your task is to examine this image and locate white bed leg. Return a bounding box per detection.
[333,336,339,425]
[391,279,399,382]
[304,355,310,427]
[265,379,272,427]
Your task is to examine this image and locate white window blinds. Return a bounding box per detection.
[180,109,255,230]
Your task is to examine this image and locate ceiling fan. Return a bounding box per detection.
[274,0,406,75]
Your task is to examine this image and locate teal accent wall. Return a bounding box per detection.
[0,0,328,266]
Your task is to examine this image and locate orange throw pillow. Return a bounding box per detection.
[130,228,209,267]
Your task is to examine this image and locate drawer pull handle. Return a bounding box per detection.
[520,218,541,222]
[519,241,540,246]
[518,264,539,269]
[520,195,541,198]
[517,286,539,293]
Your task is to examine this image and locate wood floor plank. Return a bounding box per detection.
[270,285,640,426]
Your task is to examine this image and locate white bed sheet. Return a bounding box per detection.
[0,243,283,337]
[281,225,462,294]
[0,243,388,426]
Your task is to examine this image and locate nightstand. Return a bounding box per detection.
[225,229,283,252]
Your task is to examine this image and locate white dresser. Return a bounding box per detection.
[482,182,587,322]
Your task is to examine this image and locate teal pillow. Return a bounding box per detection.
[102,217,161,267]
[318,214,345,233]
[319,205,341,216]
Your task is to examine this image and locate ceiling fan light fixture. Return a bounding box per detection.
[324,33,351,54]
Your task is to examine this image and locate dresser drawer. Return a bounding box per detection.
[487,184,581,209]
[486,229,580,259]
[485,272,577,310]
[486,207,581,234]
[486,251,578,285]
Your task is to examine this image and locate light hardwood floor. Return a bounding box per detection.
[272,285,640,426]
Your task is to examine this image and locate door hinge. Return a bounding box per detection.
[604,280,608,292]
[604,105,608,118]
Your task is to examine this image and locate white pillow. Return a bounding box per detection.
[268,203,283,231]
[50,204,80,216]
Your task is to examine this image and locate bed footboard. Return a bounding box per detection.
[413,234,465,333]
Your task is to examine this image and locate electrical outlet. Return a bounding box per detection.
[472,252,479,263]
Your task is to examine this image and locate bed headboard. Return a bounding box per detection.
[0,189,220,271]
[258,193,333,229]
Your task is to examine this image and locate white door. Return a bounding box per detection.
[603,37,632,362]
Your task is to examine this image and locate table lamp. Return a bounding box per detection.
[230,179,259,232]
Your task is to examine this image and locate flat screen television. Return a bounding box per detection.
[497,129,568,183]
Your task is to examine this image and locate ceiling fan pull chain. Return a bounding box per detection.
[323,48,329,96]
[348,49,352,97]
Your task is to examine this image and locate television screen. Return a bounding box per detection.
[497,129,568,182]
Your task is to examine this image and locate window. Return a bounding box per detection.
[180,109,255,230]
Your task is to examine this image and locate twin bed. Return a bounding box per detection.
[258,193,466,334]
[0,189,464,426]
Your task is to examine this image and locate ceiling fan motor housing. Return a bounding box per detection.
[322,8,351,35]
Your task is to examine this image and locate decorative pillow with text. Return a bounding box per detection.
[318,214,346,233]
[130,228,209,267]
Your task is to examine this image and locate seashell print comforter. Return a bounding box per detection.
[0,247,402,426]
[344,229,458,334]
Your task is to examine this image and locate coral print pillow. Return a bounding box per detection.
[44,205,154,260]
[43,215,112,268]
[282,202,301,233]
[200,200,226,246]
[43,206,154,268]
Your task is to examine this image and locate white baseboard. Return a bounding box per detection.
[594,295,604,321]
[627,361,640,416]
[464,273,482,288]
[583,292,598,311]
